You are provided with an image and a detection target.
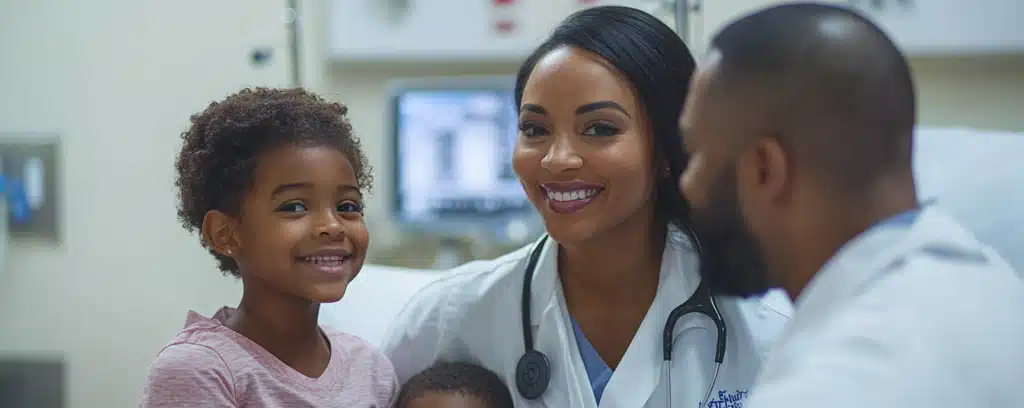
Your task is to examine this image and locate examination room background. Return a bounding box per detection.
[1,0,1022,407]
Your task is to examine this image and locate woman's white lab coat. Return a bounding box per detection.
[746,207,1024,407]
[381,229,792,408]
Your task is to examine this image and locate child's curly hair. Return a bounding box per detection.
[174,87,373,276]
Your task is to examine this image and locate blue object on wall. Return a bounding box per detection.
[0,174,32,224]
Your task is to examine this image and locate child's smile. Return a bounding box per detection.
[296,248,355,280]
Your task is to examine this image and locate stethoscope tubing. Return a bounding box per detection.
[518,233,729,407]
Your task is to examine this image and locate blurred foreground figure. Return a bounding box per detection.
[678,3,1024,407]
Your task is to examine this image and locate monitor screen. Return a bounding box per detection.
[391,80,536,232]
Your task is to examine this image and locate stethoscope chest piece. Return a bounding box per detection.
[515,349,550,400]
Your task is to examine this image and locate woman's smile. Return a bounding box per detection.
[541,181,606,214]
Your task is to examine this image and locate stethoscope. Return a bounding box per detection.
[514,234,728,407]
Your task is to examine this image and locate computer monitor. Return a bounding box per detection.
[388,76,542,243]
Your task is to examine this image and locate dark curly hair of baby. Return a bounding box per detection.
[396,361,514,408]
[174,87,373,276]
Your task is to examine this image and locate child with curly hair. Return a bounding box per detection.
[140,88,396,408]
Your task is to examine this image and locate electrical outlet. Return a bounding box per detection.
[0,133,60,241]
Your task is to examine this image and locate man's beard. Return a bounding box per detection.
[689,166,774,298]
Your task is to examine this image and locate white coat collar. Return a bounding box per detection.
[526,225,702,332]
[526,226,709,408]
[794,206,986,321]
[600,228,711,408]
[528,232,559,329]
[526,233,587,407]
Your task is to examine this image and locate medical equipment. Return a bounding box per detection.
[515,234,728,407]
[387,76,543,244]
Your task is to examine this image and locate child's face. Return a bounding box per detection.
[225,144,369,303]
[404,392,490,408]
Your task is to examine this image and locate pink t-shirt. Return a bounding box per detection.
[139,307,397,408]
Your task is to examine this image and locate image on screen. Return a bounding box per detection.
[394,89,529,224]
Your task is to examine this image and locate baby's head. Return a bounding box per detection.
[396,362,514,408]
[175,87,372,303]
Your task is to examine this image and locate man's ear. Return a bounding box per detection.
[201,210,240,257]
[755,137,790,204]
[736,137,790,205]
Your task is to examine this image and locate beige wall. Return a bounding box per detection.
[910,56,1024,130]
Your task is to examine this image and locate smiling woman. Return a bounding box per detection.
[381,6,792,408]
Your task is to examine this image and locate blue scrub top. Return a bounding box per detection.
[878,207,922,229]
[570,316,613,404]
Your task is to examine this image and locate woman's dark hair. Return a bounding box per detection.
[514,5,696,232]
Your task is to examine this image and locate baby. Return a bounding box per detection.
[396,362,514,408]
